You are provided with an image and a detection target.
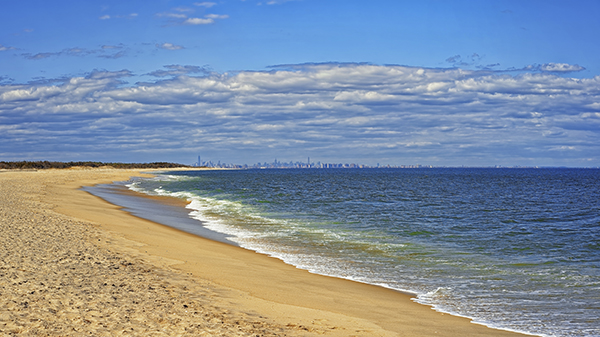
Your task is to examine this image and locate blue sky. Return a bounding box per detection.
[1,0,599,166]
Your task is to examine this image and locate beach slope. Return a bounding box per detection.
[0,169,527,336]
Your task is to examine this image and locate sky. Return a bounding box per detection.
[1,0,599,167]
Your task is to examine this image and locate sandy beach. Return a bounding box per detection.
[0,168,528,336]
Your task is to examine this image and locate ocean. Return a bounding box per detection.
[87,168,599,337]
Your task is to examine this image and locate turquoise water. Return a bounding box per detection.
[125,168,599,337]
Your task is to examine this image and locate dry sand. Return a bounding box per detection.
[0,168,528,336]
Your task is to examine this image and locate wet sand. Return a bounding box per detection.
[0,168,528,336]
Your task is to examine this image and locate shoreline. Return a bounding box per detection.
[83,181,237,245]
[1,168,529,336]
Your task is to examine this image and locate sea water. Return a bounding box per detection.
[120,168,599,336]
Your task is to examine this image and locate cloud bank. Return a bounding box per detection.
[1,63,599,166]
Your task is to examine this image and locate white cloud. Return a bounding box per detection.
[184,17,214,25]
[173,7,194,13]
[157,12,188,19]
[540,63,585,72]
[523,63,585,73]
[263,0,296,4]
[205,14,229,19]
[194,2,217,8]
[99,13,137,20]
[21,45,129,60]
[157,7,228,26]
[147,65,209,77]
[22,52,55,59]
[156,43,184,50]
[0,44,16,51]
[101,44,123,50]
[1,64,599,166]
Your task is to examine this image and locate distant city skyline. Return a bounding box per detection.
[192,157,578,169]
